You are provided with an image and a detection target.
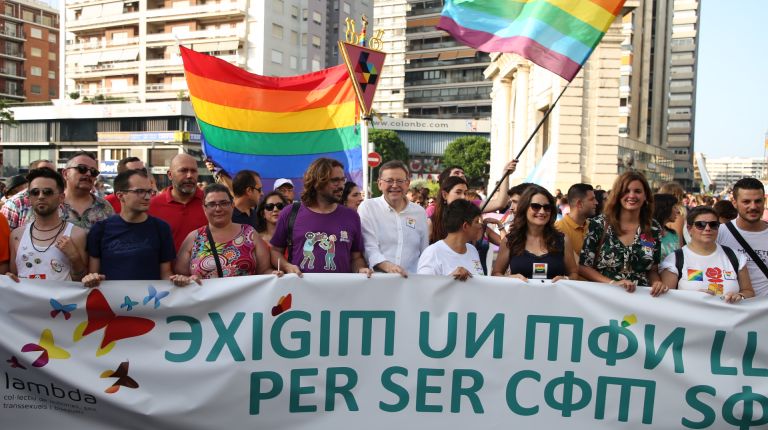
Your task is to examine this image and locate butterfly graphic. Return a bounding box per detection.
[21,329,70,367]
[143,286,170,309]
[7,355,27,370]
[120,296,139,311]
[73,289,155,356]
[100,361,139,394]
[271,294,292,316]
[621,314,638,327]
[50,298,77,320]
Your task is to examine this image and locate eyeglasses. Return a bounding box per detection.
[380,178,408,186]
[264,202,285,211]
[530,203,554,213]
[121,188,157,198]
[67,164,100,177]
[204,200,232,209]
[29,188,56,197]
[692,220,720,230]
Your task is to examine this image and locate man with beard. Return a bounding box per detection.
[61,152,114,230]
[556,183,598,257]
[149,153,207,251]
[270,158,371,275]
[1,159,59,229]
[717,177,768,297]
[7,168,87,281]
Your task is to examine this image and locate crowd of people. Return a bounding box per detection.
[0,151,765,305]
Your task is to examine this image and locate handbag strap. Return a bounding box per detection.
[205,225,224,278]
[725,221,768,279]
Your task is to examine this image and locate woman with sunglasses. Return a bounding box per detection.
[492,185,578,281]
[175,184,275,279]
[256,191,289,244]
[660,206,754,303]
[579,171,668,296]
[341,181,364,210]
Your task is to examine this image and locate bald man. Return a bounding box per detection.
[149,153,207,251]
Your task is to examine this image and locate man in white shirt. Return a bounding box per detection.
[358,161,429,276]
[418,199,484,280]
[717,177,768,296]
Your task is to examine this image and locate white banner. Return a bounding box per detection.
[1,275,767,429]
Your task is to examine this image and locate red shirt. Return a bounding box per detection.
[149,186,207,251]
[105,193,121,214]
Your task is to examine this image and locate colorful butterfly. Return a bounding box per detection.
[120,296,139,311]
[21,329,70,367]
[621,314,638,327]
[49,298,77,320]
[100,361,139,394]
[6,355,26,369]
[143,286,170,309]
[73,289,155,356]
[271,294,292,316]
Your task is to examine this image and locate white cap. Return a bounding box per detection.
[274,178,294,190]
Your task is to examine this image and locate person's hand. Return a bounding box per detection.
[82,273,105,288]
[4,272,19,283]
[283,263,303,277]
[649,281,670,297]
[377,261,408,278]
[611,279,636,293]
[272,270,285,278]
[204,160,217,172]
[552,275,570,283]
[723,292,745,304]
[504,159,519,174]
[169,274,201,287]
[450,267,472,281]
[55,235,79,261]
[358,267,374,278]
[507,273,528,282]
[482,218,503,227]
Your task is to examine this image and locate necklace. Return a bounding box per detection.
[31,220,64,232]
[29,221,66,253]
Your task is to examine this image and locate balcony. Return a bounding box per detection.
[78,85,140,98]
[145,1,246,22]
[0,49,25,60]
[0,69,25,80]
[68,12,141,32]
[67,61,141,79]
[66,36,140,51]
[0,27,25,41]
[146,82,188,101]
[146,28,246,45]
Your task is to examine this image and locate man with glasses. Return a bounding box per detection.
[270,157,371,275]
[358,160,428,277]
[149,153,207,251]
[81,169,180,287]
[105,156,150,213]
[231,169,263,228]
[7,168,87,281]
[60,152,115,231]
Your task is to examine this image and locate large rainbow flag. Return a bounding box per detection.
[437,0,627,81]
[179,46,362,190]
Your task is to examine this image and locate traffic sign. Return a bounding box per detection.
[367,151,382,168]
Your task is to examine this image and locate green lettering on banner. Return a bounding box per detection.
[595,376,656,424]
[252,313,263,360]
[319,310,331,357]
[722,386,768,429]
[588,320,638,366]
[505,370,540,416]
[682,385,716,429]
[338,311,395,356]
[644,325,685,373]
[416,368,444,412]
[710,330,738,375]
[743,332,768,377]
[165,316,202,362]
[524,315,583,362]
[290,368,319,413]
[544,371,592,417]
[206,312,245,362]
[271,311,311,359]
[325,367,359,411]
[450,369,484,413]
[419,312,457,358]
[465,313,504,359]
[380,366,409,412]
[249,371,283,415]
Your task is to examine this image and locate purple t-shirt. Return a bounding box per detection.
[270,203,364,273]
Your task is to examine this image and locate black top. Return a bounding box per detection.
[508,233,566,279]
[232,207,259,229]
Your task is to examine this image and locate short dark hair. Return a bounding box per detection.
[379,160,409,177]
[117,157,142,174]
[114,169,149,192]
[687,205,718,226]
[66,151,97,166]
[713,200,738,221]
[508,182,533,198]
[733,177,765,200]
[566,183,594,204]
[653,194,678,227]
[26,168,65,192]
[203,183,233,201]
[443,199,481,234]
[438,165,464,185]
[232,170,261,197]
[341,181,358,205]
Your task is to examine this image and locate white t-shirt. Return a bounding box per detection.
[660,244,746,295]
[717,220,768,296]
[417,240,484,277]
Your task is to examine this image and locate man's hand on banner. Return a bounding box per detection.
[82,273,106,288]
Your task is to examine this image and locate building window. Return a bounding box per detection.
[290,55,297,69]
[312,35,321,49]
[271,49,282,64]
[312,59,320,71]
[272,23,284,39]
[48,70,55,79]
[49,87,56,97]
[290,5,299,19]
[31,47,42,57]
[48,52,56,61]
[290,30,298,45]
[22,10,34,21]
[30,66,42,76]
[48,33,57,43]
[343,2,350,14]
[312,11,322,24]
[30,27,42,39]
[31,85,41,94]
[272,0,283,14]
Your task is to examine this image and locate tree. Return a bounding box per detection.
[0,98,15,127]
[368,129,408,196]
[442,136,490,186]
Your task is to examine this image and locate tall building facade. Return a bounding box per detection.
[63,0,371,103]
[706,156,767,192]
[371,0,406,117]
[0,0,59,102]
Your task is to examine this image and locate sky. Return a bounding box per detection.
[694,0,768,159]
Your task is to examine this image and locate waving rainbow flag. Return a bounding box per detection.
[438,0,626,81]
[179,46,362,190]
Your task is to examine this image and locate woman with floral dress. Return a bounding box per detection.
[579,171,669,296]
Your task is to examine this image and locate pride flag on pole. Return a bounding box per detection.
[179,46,362,190]
[437,0,627,81]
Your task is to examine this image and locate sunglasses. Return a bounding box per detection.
[29,188,56,197]
[692,220,720,230]
[68,164,100,177]
[264,202,285,211]
[530,203,554,213]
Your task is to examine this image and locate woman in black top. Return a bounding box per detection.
[492,185,578,281]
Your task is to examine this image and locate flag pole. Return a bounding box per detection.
[361,115,369,198]
[480,80,571,212]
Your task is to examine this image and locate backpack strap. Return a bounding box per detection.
[725,221,768,280]
[285,202,301,263]
[674,248,684,283]
[721,245,741,280]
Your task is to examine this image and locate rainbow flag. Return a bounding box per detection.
[437,0,627,81]
[179,46,362,190]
